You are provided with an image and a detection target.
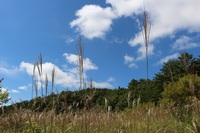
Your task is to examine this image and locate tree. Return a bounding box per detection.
[0,78,10,114]
[162,74,200,122]
[190,55,200,76]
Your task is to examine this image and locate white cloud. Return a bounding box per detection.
[11,89,20,94]
[107,77,115,82]
[172,35,200,50]
[63,53,98,71]
[20,53,111,89]
[129,0,200,59]
[65,35,75,44]
[124,54,134,64]
[112,36,124,44]
[135,43,154,61]
[70,4,117,39]
[63,53,78,65]
[157,53,180,65]
[71,0,200,61]
[106,0,142,17]
[128,63,138,68]
[18,86,28,90]
[20,62,34,76]
[20,62,79,89]
[0,66,20,76]
[124,54,138,68]
[93,81,113,88]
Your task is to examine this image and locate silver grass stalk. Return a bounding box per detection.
[39,53,43,97]
[51,67,55,94]
[76,36,84,90]
[141,5,151,133]
[141,6,151,80]
[45,74,48,96]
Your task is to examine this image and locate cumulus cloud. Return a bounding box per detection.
[172,35,200,51]
[106,0,142,17]
[70,5,117,39]
[71,0,200,60]
[129,0,200,59]
[20,61,79,88]
[136,43,154,61]
[124,54,134,64]
[124,54,138,68]
[20,53,112,89]
[63,53,98,71]
[157,53,180,65]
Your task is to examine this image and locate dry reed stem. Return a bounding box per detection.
[51,67,55,94]
[45,74,48,96]
[76,36,84,90]
[141,4,151,133]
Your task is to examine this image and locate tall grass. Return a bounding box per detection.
[1,102,200,132]
[51,67,55,94]
[141,4,151,133]
[76,36,84,90]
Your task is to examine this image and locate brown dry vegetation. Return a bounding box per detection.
[0,102,199,133]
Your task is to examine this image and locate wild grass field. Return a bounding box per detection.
[0,100,199,133]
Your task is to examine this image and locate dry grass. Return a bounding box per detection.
[141,4,151,132]
[76,35,84,90]
[0,103,199,133]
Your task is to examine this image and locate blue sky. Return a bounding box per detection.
[0,0,200,103]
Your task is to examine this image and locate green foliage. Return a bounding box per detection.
[128,78,160,104]
[162,75,200,105]
[162,74,200,123]
[0,83,10,105]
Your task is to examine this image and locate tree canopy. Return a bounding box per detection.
[0,78,10,105]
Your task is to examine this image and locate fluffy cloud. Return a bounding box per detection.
[157,53,180,65]
[124,54,134,64]
[20,61,79,88]
[71,0,200,60]
[136,43,154,61]
[172,35,200,51]
[124,54,138,68]
[70,5,117,39]
[106,0,142,17]
[20,53,112,89]
[129,0,200,59]
[63,53,98,71]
